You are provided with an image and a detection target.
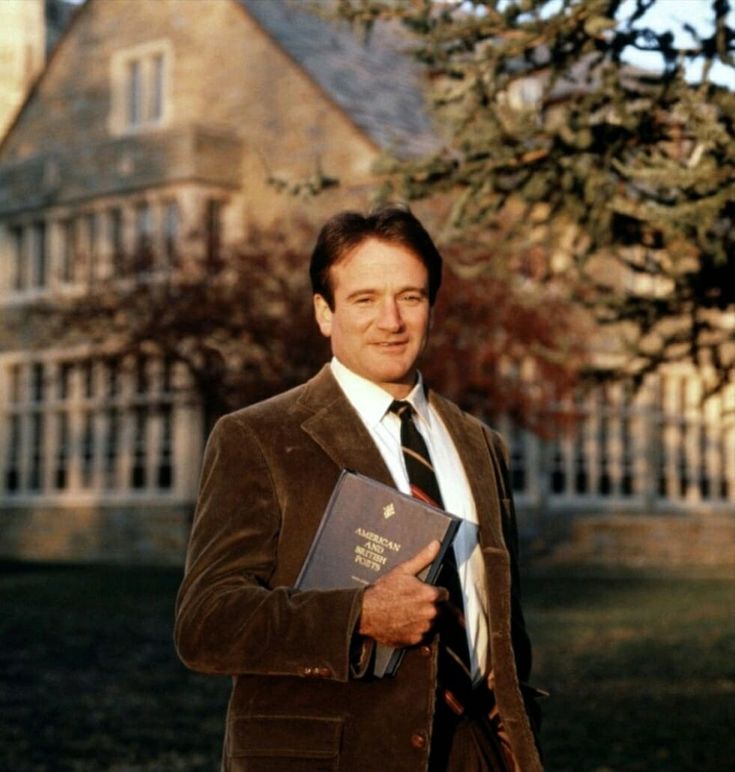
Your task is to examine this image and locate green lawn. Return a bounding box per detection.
[1,561,733,771]
[524,567,735,771]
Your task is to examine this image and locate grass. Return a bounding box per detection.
[0,563,228,771]
[1,561,733,770]
[524,566,735,771]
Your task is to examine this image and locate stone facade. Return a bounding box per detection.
[0,0,387,228]
[0,0,431,564]
[547,513,735,568]
[0,0,732,567]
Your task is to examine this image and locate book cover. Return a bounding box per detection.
[295,469,461,677]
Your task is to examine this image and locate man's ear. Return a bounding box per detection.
[313,294,333,338]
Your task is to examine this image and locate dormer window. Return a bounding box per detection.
[110,40,172,134]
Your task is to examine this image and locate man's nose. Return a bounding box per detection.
[376,299,404,331]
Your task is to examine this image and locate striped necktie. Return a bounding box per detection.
[389,401,473,713]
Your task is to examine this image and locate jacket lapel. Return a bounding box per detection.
[296,368,506,551]
[428,391,506,552]
[297,365,395,488]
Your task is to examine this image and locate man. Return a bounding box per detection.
[175,207,543,771]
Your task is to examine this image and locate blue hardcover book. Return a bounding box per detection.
[295,469,461,677]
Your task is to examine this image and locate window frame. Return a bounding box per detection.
[0,351,188,503]
[109,40,173,135]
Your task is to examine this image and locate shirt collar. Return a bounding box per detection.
[329,357,429,429]
[406,376,431,427]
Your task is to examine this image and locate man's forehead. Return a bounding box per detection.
[331,256,428,296]
[334,238,425,272]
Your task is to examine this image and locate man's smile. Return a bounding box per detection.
[313,238,431,398]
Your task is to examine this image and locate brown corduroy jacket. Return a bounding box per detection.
[175,365,543,771]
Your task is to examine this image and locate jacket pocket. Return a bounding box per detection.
[227,714,343,772]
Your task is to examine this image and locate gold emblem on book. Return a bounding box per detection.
[383,503,396,519]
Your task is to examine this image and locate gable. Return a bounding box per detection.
[239,0,436,158]
[0,0,435,218]
[1,0,435,160]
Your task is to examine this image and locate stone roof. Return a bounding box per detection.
[45,0,79,56]
[239,0,437,158]
[36,0,438,158]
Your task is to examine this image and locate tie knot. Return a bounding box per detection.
[389,400,413,420]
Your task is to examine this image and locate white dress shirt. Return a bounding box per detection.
[330,357,490,683]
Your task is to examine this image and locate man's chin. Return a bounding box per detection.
[370,364,417,390]
[381,345,422,368]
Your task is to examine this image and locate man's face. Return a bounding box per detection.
[313,238,432,399]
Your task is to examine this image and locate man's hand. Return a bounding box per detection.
[358,540,449,647]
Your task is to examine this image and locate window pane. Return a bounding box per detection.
[164,200,178,264]
[127,59,141,126]
[105,408,119,488]
[11,226,24,291]
[109,208,124,275]
[157,404,173,489]
[106,359,119,398]
[509,425,526,493]
[81,411,95,488]
[135,202,151,243]
[161,358,173,394]
[83,360,94,399]
[33,221,47,288]
[84,213,97,282]
[61,219,75,282]
[573,424,588,494]
[135,356,148,395]
[150,52,164,121]
[131,406,147,489]
[597,388,612,496]
[31,362,44,403]
[55,412,69,490]
[9,364,22,403]
[28,412,44,491]
[134,202,153,269]
[58,362,73,401]
[4,414,21,492]
[205,199,222,262]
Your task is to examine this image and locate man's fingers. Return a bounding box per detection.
[435,586,449,603]
[395,539,440,576]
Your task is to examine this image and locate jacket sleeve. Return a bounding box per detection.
[174,413,364,682]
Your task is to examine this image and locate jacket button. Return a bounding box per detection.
[419,645,431,657]
[411,731,428,750]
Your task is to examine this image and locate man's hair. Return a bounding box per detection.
[309,205,443,308]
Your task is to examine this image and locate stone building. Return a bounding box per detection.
[0,0,733,566]
[0,0,433,562]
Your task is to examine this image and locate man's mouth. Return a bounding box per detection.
[374,340,408,348]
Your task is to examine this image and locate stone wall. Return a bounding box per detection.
[0,0,393,568]
[0,501,190,565]
[0,0,377,226]
[545,513,735,568]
